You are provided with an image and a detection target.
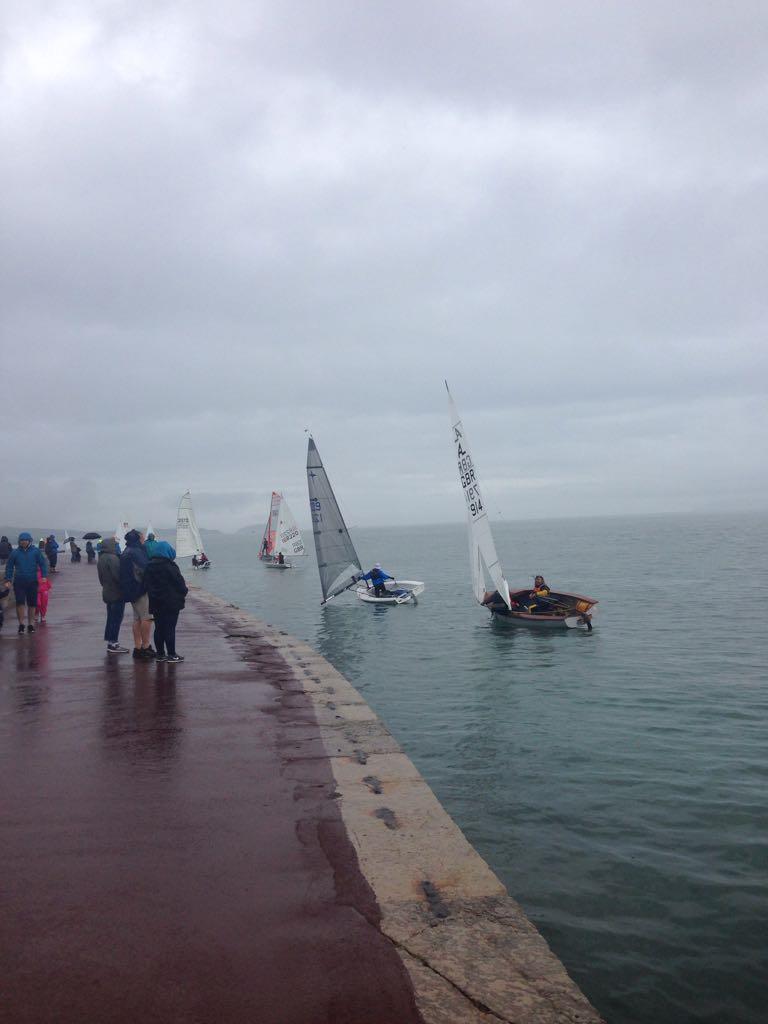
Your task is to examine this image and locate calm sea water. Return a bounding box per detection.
[190,512,767,1024]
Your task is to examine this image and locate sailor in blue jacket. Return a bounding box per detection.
[359,563,393,598]
[5,532,48,634]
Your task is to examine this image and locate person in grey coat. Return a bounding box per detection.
[97,537,127,653]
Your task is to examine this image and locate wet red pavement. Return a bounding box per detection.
[1,563,423,1024]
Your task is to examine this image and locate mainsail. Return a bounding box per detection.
[275,497,305,557]
[307,437,361,602]
[447,383,511,609]
[259,492,281,559]
[115,520,130,549]
[176,491,203,558]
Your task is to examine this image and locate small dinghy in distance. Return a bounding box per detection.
[306,437,424,605]
[260,492,305,569]
[446,383,596,630]
[176,491,212,570]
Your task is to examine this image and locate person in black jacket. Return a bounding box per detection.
[0,536,12,565]
[144,541,188,663]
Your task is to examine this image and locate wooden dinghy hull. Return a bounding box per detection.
[488,590,597,629]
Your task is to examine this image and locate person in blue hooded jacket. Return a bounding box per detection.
[358,563,393,598]
[44,535,59,572]
[5,532,48,634]
[144,541,188,662]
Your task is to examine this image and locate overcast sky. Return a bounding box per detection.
[2,0,766,531]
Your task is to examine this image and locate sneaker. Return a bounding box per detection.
[18,624,25,634]
[142,647,156,659]
[154,654,167,662]
[107,643,129,654]
[27,624,35,634]
[166,654,185,663]
[132,647,143,659]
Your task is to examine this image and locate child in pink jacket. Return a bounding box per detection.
[36,566,51,622]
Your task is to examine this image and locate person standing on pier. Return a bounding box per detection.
[0,535,13,566]
[44,535,59,573]
[98,537,127,653]
[4,532,48,634]
[120,529,154,659]
[144,541,188,663]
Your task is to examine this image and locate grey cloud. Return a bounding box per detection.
[1,0,766,529]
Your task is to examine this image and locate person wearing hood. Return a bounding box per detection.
[97,537,128,653]
[44,534,59,572]
[85,540,96,564]
[4,532,48,634]
[0,536,12,565]
[144,541,188,663]
[358,563,393,598]
[120,529,154,659]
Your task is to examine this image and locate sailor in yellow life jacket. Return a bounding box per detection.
[527,575,551,613]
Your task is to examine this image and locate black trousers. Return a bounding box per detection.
[154,608,180,656]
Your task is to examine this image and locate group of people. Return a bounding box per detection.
[1,533,53,633]
[98,529,188,662]
[1,528,189,663]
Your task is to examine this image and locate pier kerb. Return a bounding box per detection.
[193,585,603,1024]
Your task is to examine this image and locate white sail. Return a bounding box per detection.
[259,491,281,559]
[447,384,511,609]
[307,438,361,602]
[115,520,131,549]
[275,497,305,557]
[146,522,155,538]
[176,491,203,558]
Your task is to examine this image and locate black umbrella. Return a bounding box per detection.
[82,532,101,540]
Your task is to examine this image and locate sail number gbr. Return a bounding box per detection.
[456,443,484,519]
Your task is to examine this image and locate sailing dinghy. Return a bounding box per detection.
[176,491,211,569]
[447,383,596,629]
[306,437,424,605]
[115,520,130,551]
[259,492,305,568]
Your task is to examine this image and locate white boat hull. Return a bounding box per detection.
[355,580,425,605]
[265,561,293,570]
[192,562,212,571]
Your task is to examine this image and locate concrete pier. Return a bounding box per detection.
[1,563,603,1023]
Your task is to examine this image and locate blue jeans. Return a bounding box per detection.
[104,600,125,643]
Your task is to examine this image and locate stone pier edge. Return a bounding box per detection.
[190,585,604,1024]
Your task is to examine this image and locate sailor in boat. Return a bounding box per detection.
[192,554,199,567]
[526,576,552,614]
[358,563,393,598]
[277,552,285,566]
[482,575,552,613]
[261,538,270,558]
